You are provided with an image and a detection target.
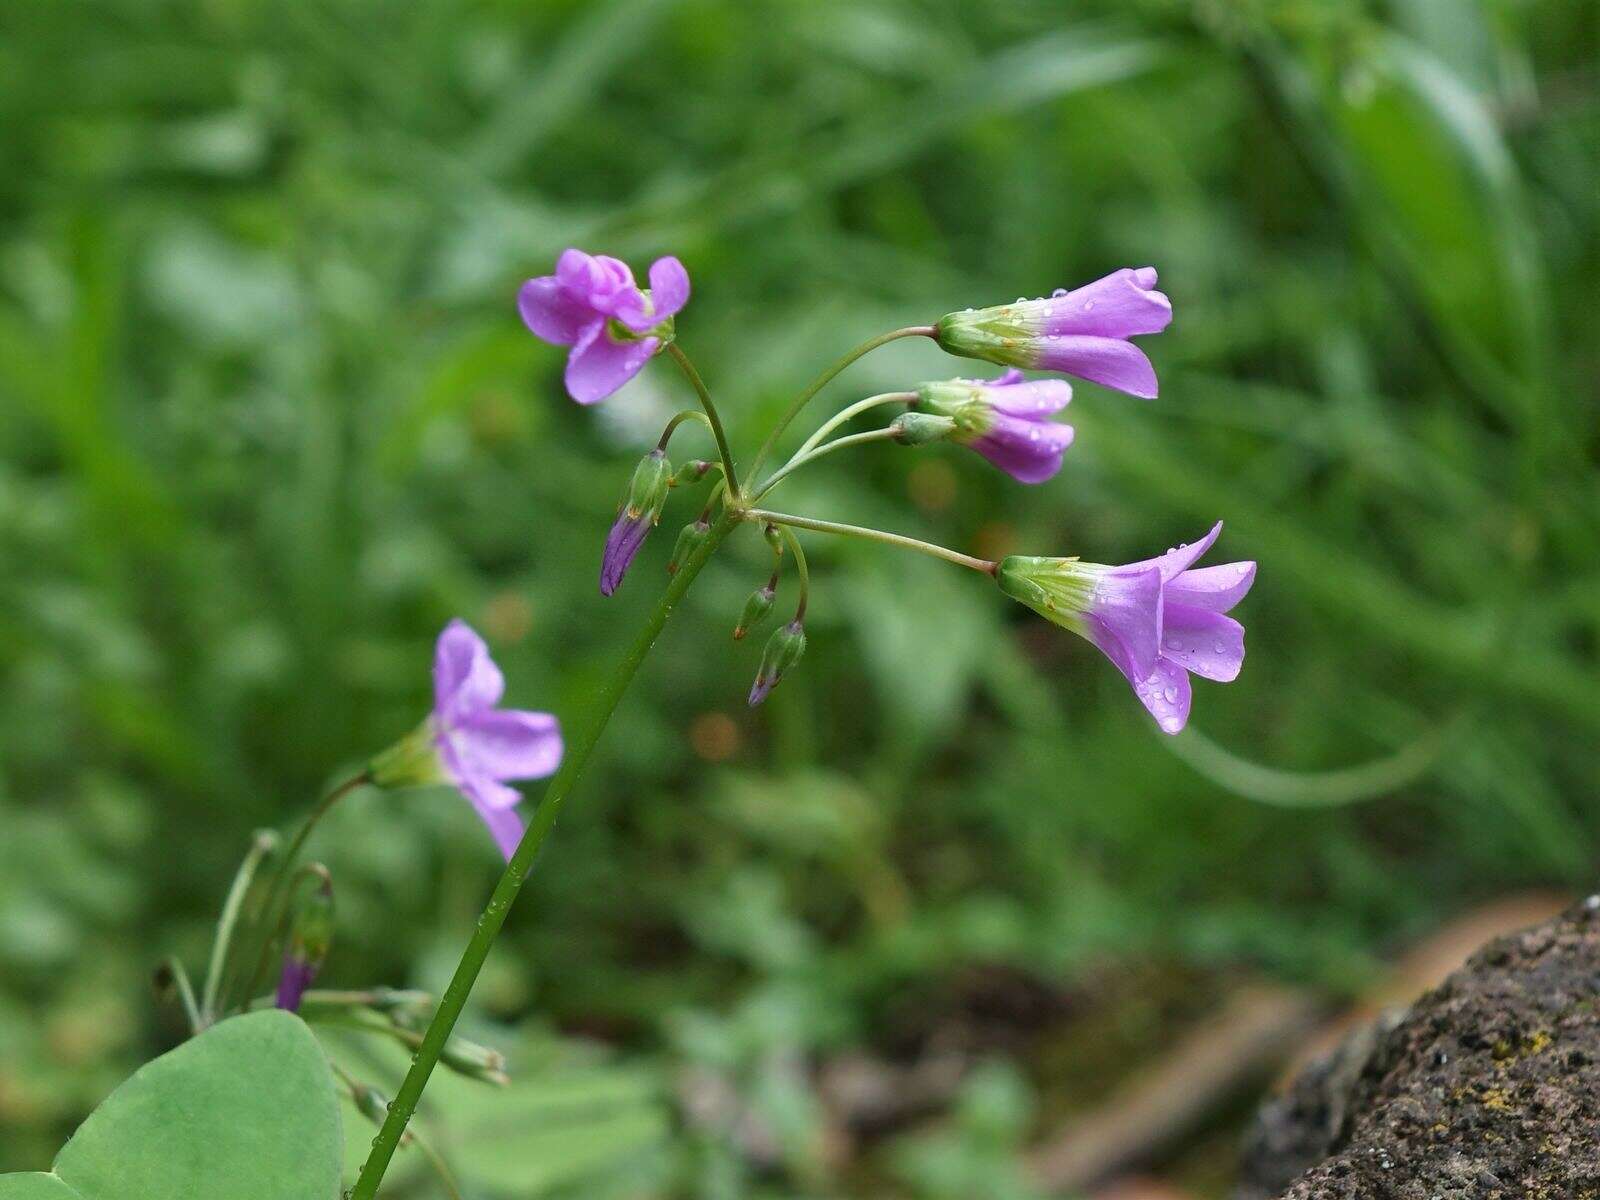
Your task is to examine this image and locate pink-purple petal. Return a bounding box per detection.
[969,416,1074,484]
[1130,658,1192,734]
[1165,560,1257,613]
[433,619,505,723]
[1088,565,1163,681]
[565,324,659,405]
[647,256,690,319]
[1129,522,1224,583]
[1040,267,1172,339]
[463,784,525,860]
[453,709,564,782]
[1160,604,1245,682]
[517,276,590,346]
[1031,336,1160,398]
[983,377,1073,417]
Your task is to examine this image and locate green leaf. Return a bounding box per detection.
[2,1011,342,1200]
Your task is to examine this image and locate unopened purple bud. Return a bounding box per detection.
[601,449,672,595]
[748,620,806,706]
[275,870,334,1013]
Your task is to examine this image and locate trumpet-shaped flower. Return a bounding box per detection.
[996,522,1254,733]
[370,621,564,859]
[518,249,691,404]
[935,267,1171,398]
[912,370,1074,483]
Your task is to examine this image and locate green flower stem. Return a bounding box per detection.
[665,343,740,500]
[350,508,738,1200]
[656,408,713,451]
[744,508,997,575]
[747,327,936,481]
[777,527,809,620]
[751,427,900,502]
[791,391,916,462]
[201,829,279,1024]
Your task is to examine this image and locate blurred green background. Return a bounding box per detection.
[1,0,1595,1195]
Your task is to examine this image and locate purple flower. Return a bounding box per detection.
[518,249,691,404]
[935,267,1172,398]
[370,621,564,859]
[996,522,1255,733]
[912,369,1075,483]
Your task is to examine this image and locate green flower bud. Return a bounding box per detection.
[667,518,711,575]
[733,582,776,640]
[622,448,673,522]
[440,1034,510,1086]
[673,459,713,486]
[748,620,806,706]
[890,411,959,445]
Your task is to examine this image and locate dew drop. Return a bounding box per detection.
[1051,287,1068,297]
[1082,300,1095,311]
[1029,428,1040,442]
[1160,715,1183,733]
[1162,685,1178,703]
[1213,640,1227,654]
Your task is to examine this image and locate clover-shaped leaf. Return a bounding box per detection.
[0,1010,342,1200]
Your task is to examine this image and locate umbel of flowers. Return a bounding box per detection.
[515,247,1252,734]
[326,247,1254,1198]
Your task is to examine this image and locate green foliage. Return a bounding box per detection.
[0,0,1594,1195]
[0,1012,341,1199]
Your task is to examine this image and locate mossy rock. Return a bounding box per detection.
[1237,900,1600,1199]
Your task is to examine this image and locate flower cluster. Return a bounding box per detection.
[515,249,1253,730]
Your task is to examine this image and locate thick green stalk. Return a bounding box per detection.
[350,509,737,1199]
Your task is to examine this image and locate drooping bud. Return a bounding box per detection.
[889,411,958,446]
[748,620,807,706]
[934,269,1172,399]
[602,449,673,596]
[276,868,335,1013]
[733,581,776,640]
[668,518,711,575]
[439,1033,511,1086]
[673,459,713,486]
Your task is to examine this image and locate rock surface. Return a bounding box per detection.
[1236,899,1600,1199]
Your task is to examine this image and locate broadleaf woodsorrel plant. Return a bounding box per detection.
[14,249,1255,1196]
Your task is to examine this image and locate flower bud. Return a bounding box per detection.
[622,448,672,521]
[667,518,711,575]
[748,620,807,706]
[276,869,335,1013]
[602,449,674,596]
[733,582,776,640]
[440,1034,511,1086]
[673,459,713,486]
[889,411,958,446]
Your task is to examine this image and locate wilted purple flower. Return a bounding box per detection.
[996,522,1255,733]
[370,620,564,858]
[910,370,1075,483]
[935,267,1172,398]
[518,249,691,404]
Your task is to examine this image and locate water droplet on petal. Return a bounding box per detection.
[1083,300,1095,311]
[1213,640,1227,653]
[1162,685,1178,703]
[1051,287,1068,297]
